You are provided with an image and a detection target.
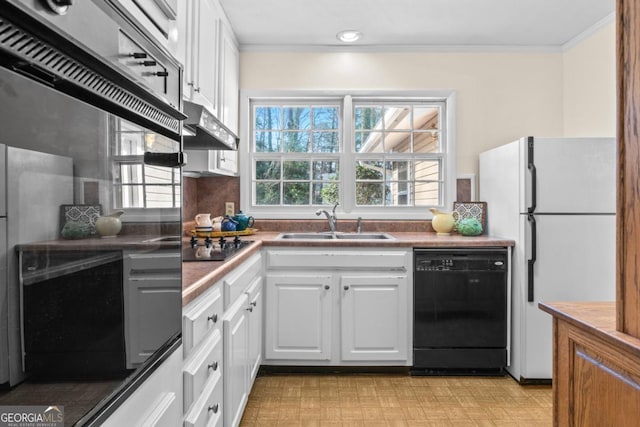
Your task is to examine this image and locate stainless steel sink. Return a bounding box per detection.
[276,232,394,240]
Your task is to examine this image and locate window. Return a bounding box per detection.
[242,92,455,219]
[111,118,181,209]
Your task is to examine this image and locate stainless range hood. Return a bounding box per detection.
[183,101,238,150]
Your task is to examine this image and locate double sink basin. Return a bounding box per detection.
[276,232,394,240]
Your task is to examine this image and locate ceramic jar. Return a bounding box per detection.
[95,210,124,238]
[429,208,455,236]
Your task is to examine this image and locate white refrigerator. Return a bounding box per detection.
[0,144,73,386]
[479,136,616,382]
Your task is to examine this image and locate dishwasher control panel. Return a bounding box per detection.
[414,248,507,271]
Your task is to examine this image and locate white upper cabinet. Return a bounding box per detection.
[177,0,240,133]
[113,0,179,55]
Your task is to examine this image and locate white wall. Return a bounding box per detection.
[563,20,616,137]
[239,23,615,179]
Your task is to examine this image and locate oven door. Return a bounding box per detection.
[0,1,184,424]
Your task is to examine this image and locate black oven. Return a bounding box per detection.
[0,0,184,424]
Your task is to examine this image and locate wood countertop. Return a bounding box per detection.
[539,301,640,359]
[182,231,515,306]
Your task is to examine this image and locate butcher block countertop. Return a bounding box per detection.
[182,231,515,306]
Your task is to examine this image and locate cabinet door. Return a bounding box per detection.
[191,0,220,114]
[246,277,262,383]
[223,294,249,427]
[340,275,409,361]
[219,21,239,134]
[265,274,333,361]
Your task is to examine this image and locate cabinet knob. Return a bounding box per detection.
[208,403,219,414]
[130,52,147,59]
[344,285,350,291]
[154,71,169,77]
[194,87,201,93]
[207,313,218,323]
[140,60,157,67]
[324,285,330,290]
[250,301,257,307]
[246,306,253,312]
[208,361,218,371]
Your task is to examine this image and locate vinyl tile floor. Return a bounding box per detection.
[239,373,552,427]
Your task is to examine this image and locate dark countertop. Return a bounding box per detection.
[182,231,515,306]
[16,235,180,251]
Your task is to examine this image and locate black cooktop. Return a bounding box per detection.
[182,236,253,262]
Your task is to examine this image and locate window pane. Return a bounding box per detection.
[145,165,175,184]
[356,182,386,206]
[256,160,281,180]
[145,185,174,208]
[283,161,310,180]
[414,131,440,153]
[415,160,440,181]
[386,181,410,206]
[255,107,281,130]
[255,131,281,152]
[119,164,143,184]
[356,161,384,180]
[313,107,339,130]
[283,131,309,152]
[385,161,409,181]
[355,106,382,130]
[313,160,339,180]
[384,106,411,130]
[384,132,411,153]
[283,107,310,130]
[413,106,439,130]
[415,181,440,206]
[313,131,339,152]
[283,182,310,205]
[355,131,384,153]
[313,182,339,205]
[256,182,281,205]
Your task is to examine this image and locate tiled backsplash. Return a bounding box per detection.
[182,176,433,234]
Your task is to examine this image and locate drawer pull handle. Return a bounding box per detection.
[246,306,253,312]
[207,314,218,323]
[208,361,218,371]
[250,301,257,307]
[208,403,219,414]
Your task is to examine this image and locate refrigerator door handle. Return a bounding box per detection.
[527,136,537,214]
[527,213,537,302]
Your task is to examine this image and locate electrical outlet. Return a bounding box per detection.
[225,202,235,216]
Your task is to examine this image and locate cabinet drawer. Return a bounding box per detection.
[223,253,261,309]
[126,251,181,271]
[183,367,223,427]
[266,249,409,270]
[183,285,223,355]
[183,329,222,412]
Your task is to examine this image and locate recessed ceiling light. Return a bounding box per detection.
[337,30,362,43]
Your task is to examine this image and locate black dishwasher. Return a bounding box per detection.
[412,248,508,375]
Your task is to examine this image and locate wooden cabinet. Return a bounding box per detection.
[265,274,333,361]
[183,149,238,177]
[123,249,182,368]
[219,21,240,134]
[246,278,263,382]
[264,248,412,365]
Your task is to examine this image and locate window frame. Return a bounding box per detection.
[239,90,457,220]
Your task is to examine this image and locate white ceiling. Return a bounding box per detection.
[218,0,615,51]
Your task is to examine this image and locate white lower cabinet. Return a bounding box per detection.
[223,294,249,427]
[340,275,408,361]
[182,252,263,427]
[123,250,182,368]
[265,274,332,360]
[264,248,412,365]
[101,343,183,427]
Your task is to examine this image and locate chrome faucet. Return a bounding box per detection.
[316,202,339,233]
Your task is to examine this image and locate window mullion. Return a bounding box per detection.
[342,95,355,214]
